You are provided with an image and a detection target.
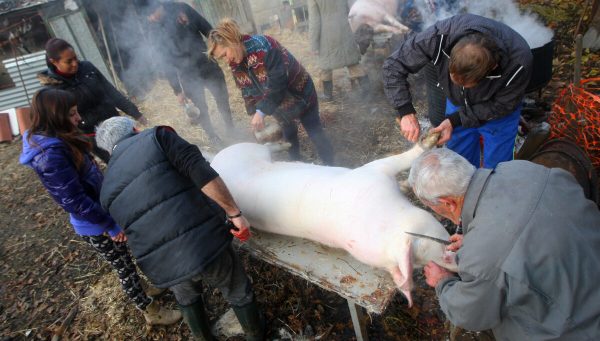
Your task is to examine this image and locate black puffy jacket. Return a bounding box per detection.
[38,61,141,134]
[100,128,232,288]
[383,14,533,128]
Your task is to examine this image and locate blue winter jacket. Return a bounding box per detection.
[19,132,120,237]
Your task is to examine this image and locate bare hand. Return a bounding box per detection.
[251,112,265,131]
[137,115,148,125]
[446,234,463,252]
[229,215,251,242]
[423,261,454,287]
[396,113,420,142]
[177,12,189,25]
[431,119,453,145]
[111,231,127,243]
[177,93,187,106]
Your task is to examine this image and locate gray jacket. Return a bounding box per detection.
[436,161,600,340]
[383,14,533,128]
[308,0,361,71]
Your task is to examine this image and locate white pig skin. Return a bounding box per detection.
[348,0,410,35]
[211,141,457,306]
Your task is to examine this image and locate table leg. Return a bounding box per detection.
[347,299,369,341]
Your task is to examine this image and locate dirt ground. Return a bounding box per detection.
[1,1,598,340]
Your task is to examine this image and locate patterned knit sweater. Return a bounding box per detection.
[229,35,316,123]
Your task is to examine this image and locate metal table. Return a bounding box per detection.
[237,230,398,341]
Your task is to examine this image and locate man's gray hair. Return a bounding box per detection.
[408,148,476,205]
[95,116,135,154]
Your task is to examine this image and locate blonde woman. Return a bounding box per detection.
[207,19,334,165]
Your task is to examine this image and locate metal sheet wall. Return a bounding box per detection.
[0,51,46,112]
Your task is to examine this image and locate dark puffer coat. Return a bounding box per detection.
[20,132,120,237]
[100,128,232,288]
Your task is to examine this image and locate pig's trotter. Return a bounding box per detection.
[419,131,441,150]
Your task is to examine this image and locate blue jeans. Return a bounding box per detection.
[445,99,521,168]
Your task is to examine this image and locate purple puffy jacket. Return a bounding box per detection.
[20,132,120,237]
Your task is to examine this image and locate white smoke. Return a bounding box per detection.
[414,0,554,48]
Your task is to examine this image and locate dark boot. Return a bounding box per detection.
[232,299,266,341]
[357,75,371,99]
[180,299,215,341]
[321,80,333,102]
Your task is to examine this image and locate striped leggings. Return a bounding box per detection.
[81,234,152,310]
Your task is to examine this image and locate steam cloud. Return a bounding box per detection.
[414,0,554,48]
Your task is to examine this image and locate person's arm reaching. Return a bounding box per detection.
[156,127,251,240]
[434,267,504,331]
[179,3,213,38]
[92,62,145,123]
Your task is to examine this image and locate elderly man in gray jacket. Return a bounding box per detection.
[408,148,600,340]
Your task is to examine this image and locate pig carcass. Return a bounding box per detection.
[210,136,456,306]
[348,0,410,35]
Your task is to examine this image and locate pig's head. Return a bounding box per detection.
[385,211,457,306]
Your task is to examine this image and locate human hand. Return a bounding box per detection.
[137,115,148,125]
[111,231,127,243]
[423,261,454,287]
[251,112,265,131]
[431,118,453,145]
[446,234,463,252]
[229,215,251,242]
[396,113,420,142]
[177,93,187,106]
[177,12,189,25]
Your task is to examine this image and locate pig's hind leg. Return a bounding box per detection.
[360,132,440,176]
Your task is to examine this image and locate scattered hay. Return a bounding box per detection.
[76,273,184,340]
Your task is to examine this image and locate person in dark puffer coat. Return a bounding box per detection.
[38,38,148,163]
[19,88,180,326]
[96,116,265,341]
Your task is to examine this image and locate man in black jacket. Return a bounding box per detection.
[383,14,533,168]
[147,1,233,142]
[95,117,264,341]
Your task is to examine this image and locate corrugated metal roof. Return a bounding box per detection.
[0,0,55,15]
[0,50,46,111]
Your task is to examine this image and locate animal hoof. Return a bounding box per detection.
[418,131,440,150]
[265,141,292,153]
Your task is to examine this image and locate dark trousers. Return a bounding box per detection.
[81,234,151,310]
[180,66,233,137]
[281,104,334,165]
[169,245,254,307]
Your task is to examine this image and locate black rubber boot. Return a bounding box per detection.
[180,299,215,341]
[356,76,373,101]
[232,300,266,341]
[321,80,333,102]
[357,75,371,99]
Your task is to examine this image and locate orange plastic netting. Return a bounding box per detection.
[550,78,600,168]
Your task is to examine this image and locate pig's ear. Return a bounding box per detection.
[390,236,414,307]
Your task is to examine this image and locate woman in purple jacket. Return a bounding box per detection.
[19,88,181,326]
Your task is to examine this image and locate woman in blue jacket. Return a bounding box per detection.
[19,88,180,326]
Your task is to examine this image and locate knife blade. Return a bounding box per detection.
[405,231,452,246]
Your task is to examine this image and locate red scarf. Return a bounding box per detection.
[54,68,76,78]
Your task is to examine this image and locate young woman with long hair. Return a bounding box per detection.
[19,88,180,326]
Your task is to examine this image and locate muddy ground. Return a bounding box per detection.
[1,1,598,340]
